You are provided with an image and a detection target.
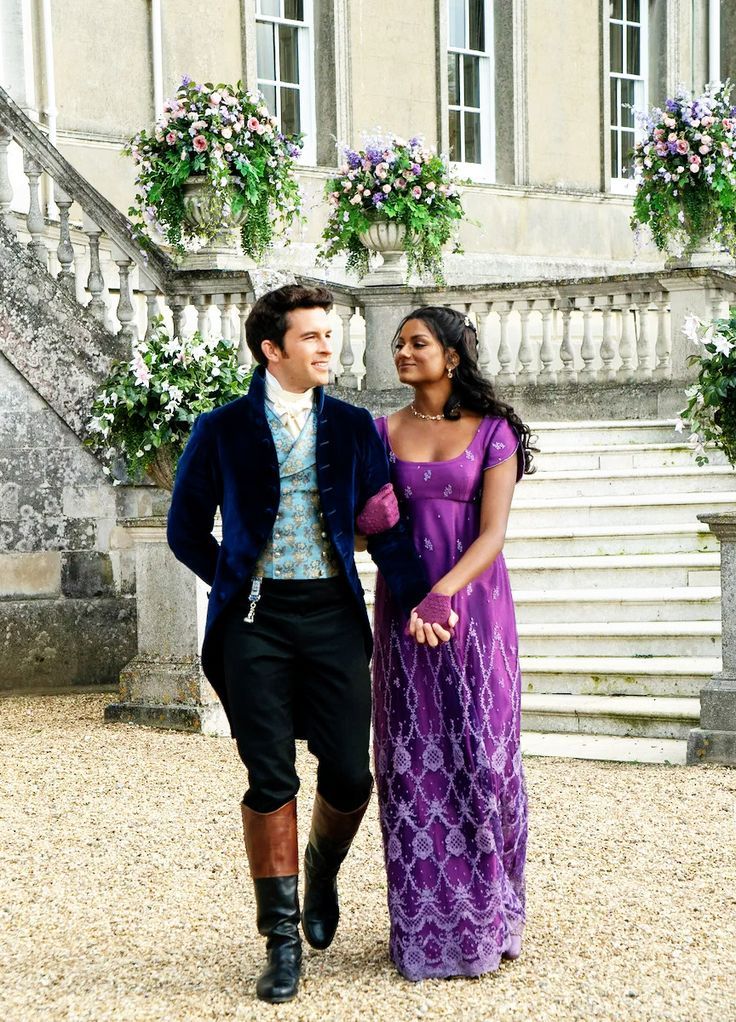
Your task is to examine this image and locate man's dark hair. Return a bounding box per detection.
[245,284,334,366]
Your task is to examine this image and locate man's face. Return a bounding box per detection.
[262,306,333,392]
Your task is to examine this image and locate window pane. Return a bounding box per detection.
[463,54,480,108]
[610,130,620,177]
[258,0,280,15]
[626,25,640,74]
[610,76,619,128]
[621,130,635,175]
[449,0,465,48]
[448,52,460,105]
[464,110,481,163]
[609,23,623,73]
[284,0,304,20]
[280,86,301,135]
[627,0,640,22]
[448,108,461,161]
[279,24,300,84]
[469,0,485,51]
[257,22,276,80]
[620,78,635,126]
[259,82,277,115]
[610,0,623,18]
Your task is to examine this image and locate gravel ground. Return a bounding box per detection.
[1,693,735,1022]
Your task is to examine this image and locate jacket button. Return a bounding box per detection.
[321,531,327,538]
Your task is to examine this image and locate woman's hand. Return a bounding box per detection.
[409,608,459,647]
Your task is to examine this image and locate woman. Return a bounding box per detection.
[372,305,534,981]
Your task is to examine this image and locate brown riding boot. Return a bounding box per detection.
[301,792,370,950]
[241,799,301,1003]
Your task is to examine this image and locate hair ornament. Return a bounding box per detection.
[464,315,471,327]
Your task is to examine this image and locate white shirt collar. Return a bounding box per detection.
[264,369,314,407]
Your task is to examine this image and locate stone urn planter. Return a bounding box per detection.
[146,446,177,491]
[664,235,734,270]
[358,220,408,284]
[180,175,254,270]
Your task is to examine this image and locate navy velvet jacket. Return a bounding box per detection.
[167,368,428,724]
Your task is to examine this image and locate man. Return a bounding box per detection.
[167,285,452,1003]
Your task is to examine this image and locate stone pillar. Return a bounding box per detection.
[361,291,414,391]
[687,512,736,767]
[105,517,229,736]
[665,273,717,382]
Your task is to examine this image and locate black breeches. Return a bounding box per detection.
[221,577,373,814]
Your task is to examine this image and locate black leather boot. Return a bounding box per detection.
[241,799,302,1003]
[302,792,369,950]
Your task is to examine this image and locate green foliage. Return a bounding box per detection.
[85,319,251,483]
[678,308,736,467]
[124,77,303,261]
[317,134,466,284]
[631,81,736,257]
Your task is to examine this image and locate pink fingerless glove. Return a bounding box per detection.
[356,483,400,535]
[413,592,453,629]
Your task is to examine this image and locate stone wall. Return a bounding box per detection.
[0,223,138,692]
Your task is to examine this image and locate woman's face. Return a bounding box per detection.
[394,318,451,385]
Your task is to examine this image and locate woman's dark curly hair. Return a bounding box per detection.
[394,305,536,474]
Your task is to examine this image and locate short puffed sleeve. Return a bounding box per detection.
[482,417,524,481]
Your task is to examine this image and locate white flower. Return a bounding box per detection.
[674,417,685,433]
[712,333,734,356]
[682,314,703,343]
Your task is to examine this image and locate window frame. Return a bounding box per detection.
[446,0,495,183]
[608,0,649,194]
[255,0,317,166]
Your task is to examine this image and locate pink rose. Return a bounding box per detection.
[412,185,422,199]
[247,116,260,132]
[653,128,664,140]
[655,142,668,157]
[382,183,391,193]
[675,139,689,154]
[193,135,208,152]
[723,118,734,131]
[166,131,177,145]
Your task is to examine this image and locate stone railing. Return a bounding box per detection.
[3,82,736,407]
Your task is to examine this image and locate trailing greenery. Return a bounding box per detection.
[678,308,736,467]
[124,76,303,260]
[318,134,466,284]
[631,81,736,258]
[85,319,251,484]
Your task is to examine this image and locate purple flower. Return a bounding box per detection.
[371,192,385,207]
[365,146,383,164]
[410,162,421,175]
[346,149,362,169]
[665,99,679,113]
[180,74,193,87]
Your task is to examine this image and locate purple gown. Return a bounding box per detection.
[372,415,528,981]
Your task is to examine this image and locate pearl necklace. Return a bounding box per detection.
[410,403,444,422]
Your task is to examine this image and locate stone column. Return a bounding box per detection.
[105,517,229,736]
[687,512,736,766]
[360,290,414,392]
[664,272,716,382]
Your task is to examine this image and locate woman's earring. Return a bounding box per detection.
[447,365,454,379]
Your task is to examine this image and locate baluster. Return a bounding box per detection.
[169,295,187,341]
[474,302,492,378]
[579,299,597,379]
[82,215,107,325]
[140,272,161,341]
[112,247,137,345]
[496,301,515,384]
[538,298,556,382]
[516,301,536,383]
[709,288,725,321]
[599,295,617,380]
[337,305,358,388]
[216,294,235,344]
[653,293,671,379]
[237,294,253,369]
[23,154,47,267]
[54,185,76,296]
[0,127,13,228]
[194,295,210,339]
[618,296,636,380]
[558,299,577,381]
[634,292,653,378]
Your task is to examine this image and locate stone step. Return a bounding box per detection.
[508,489,734,528]
[520,655,719,697]
[504,523,717,559]
[512,586,721,623]
[529,419,679,448]
[521,693,700,740]
[521,465,736,499]
[505,552,720,590]
[518,620,720,658]
[535,443,730,472]
[520,731,687,765]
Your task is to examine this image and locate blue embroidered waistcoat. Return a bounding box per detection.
[253,406,340,580]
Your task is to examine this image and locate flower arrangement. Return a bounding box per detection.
[124,76,303,260]
[318,134,465,283]
[676,309,736,467]
[631,81,736,258]
[86,320,251,487]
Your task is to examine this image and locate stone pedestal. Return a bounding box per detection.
[360,292,413,391]
[687,512,736,766]
[104,516,229,736]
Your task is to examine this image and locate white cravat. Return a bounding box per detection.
[264,370,314,440]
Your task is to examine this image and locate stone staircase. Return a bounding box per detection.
[357,419,735,765]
